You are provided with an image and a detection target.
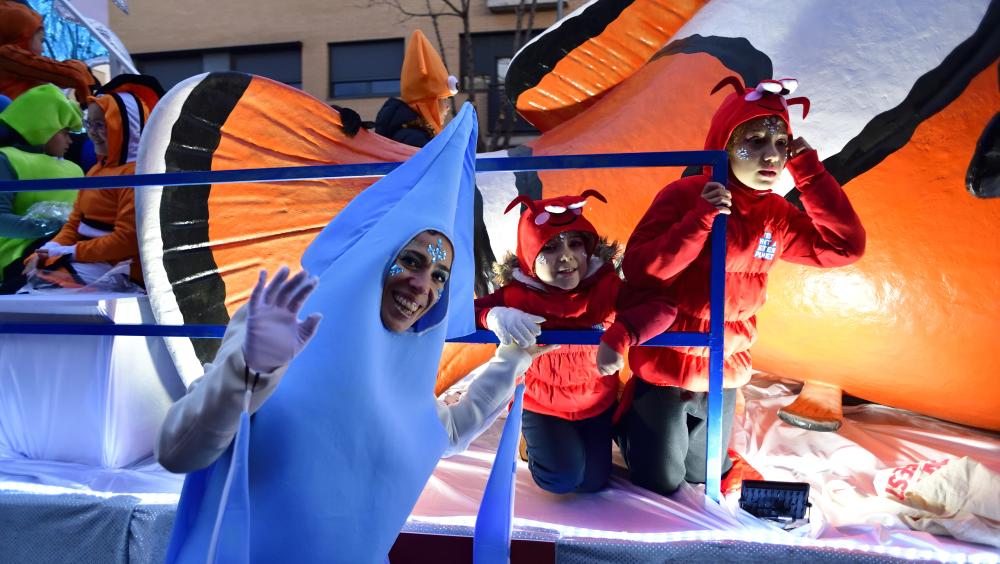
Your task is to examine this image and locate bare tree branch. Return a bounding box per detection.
[376,0,482,149]
[490,0,539,150]
[367,0,441,19]
[439,0,463,14]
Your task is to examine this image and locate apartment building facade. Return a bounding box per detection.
[110,0,580,145]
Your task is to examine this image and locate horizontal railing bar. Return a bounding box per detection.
[0,151,728,193]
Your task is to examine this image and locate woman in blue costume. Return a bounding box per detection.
[157,104,548,563]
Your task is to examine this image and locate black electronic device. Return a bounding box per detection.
[738,480,811,528]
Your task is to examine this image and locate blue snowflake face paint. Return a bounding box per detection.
[727,116,790,191]
[381,231,454,333]
[428,238,448,264]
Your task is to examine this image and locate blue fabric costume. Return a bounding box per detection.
[165,103,479,563]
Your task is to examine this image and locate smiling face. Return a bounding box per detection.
[533,231,589,290]
[727,115,790,191]
[380,230,454,333]
[85,103,108,157]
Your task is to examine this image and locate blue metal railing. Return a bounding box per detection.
[0,151,729,502]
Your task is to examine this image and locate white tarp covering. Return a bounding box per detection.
[0,294,185,469]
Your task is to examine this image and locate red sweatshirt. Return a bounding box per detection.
[621,150,865,391]
[476,260,677,420]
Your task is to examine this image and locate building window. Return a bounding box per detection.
[134,43,302,91]
[464,31,537,91]
[133,54,203,91]
[463,31,538,135]
[329,39,404,99]
[231,44,303,89]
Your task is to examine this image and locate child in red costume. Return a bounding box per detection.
[616,76,866,496]
[475,191,677,493]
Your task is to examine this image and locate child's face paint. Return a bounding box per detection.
[381,230,454,333]
[534,232,588,290]
[727,115,790,191]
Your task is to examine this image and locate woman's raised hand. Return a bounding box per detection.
[243,266,323,374]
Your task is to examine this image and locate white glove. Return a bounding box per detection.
[243,267,322,374]
[38,242,76,258]
[596,342,625,376]
[486,306,546,347]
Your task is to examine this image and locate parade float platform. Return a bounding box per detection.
[0,295,995,564]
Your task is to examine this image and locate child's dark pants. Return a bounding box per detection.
[521,403,616,494]
[615,378,736,496]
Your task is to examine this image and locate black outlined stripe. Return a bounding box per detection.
[968,111,1000,199]
[504,0,635,107]
[161,72,252,364]
[110,93,130,167]
[651,34,773,88]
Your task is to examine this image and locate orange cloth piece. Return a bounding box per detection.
[51,179,140,283]
[0,45,94,103]
[0,0,41,48]
[0,1,93,103]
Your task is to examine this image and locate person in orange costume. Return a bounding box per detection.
[30,74,164,288]
[374,29,458,148]
[616,77,866,496]
[0,0,95,104]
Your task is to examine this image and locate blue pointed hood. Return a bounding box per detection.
[166,104,479,564]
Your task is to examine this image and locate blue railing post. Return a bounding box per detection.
[705,154,729,504]
[705,213,728,503]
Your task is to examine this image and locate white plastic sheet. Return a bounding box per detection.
[0,294,185,469]
[0,358,995,562]
[406,375,1000,561]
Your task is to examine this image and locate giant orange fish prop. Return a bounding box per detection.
[481,0,1000,431]
[137,0,999,432]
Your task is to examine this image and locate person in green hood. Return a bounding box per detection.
[0,83,83,293]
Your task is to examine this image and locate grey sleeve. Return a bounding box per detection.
[436,344,533,457]
[155,306,288,473]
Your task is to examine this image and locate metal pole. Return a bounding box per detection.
[704,155,729,504]
[55,0,138,74]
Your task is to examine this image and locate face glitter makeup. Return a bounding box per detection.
[763,116,782,135]
[387,263,403,277]
[736,147,751,160]
[428,238,447,263]
[537,255,547,264]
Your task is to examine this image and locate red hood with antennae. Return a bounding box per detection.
[505,189,607,278]
[702,75,810,175]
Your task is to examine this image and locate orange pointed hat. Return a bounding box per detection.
[401,29,458,134]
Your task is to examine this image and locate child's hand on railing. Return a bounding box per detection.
[596,342,624,376]
[486,306,546,347]
[701,181,732,214]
